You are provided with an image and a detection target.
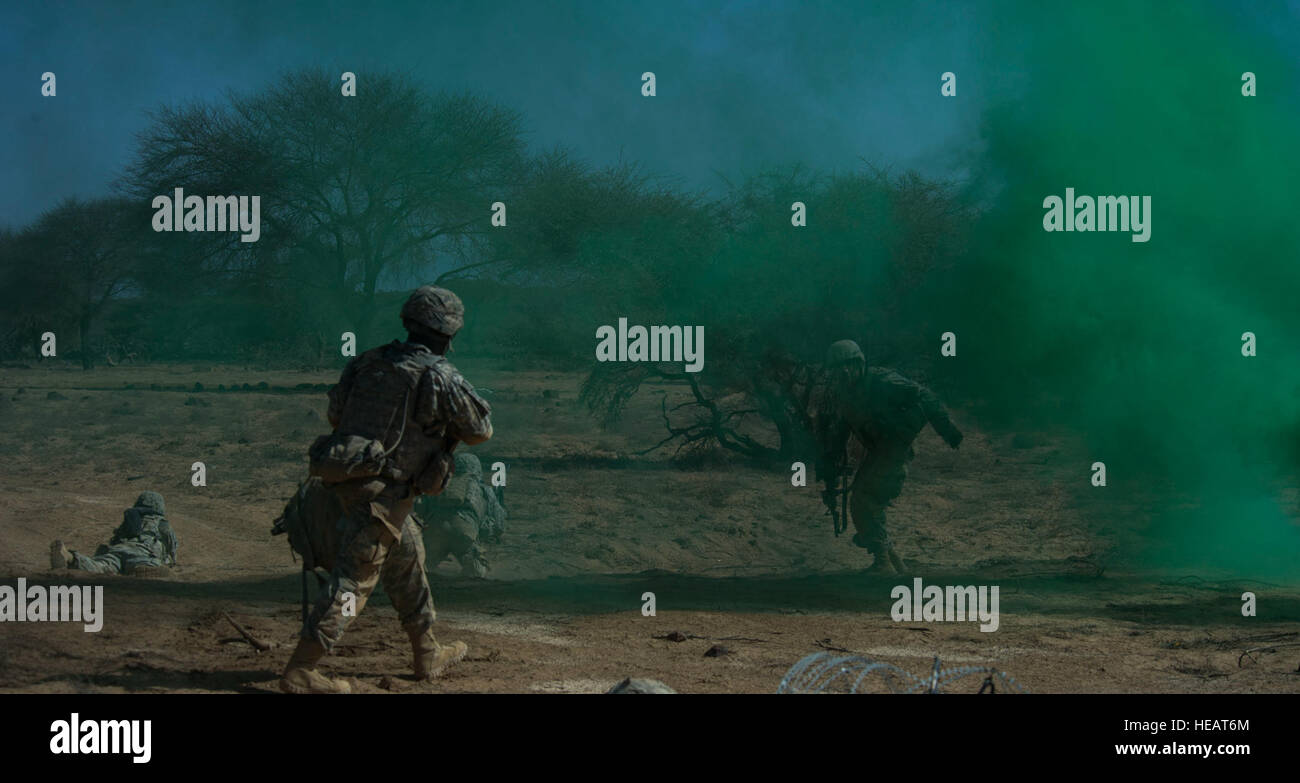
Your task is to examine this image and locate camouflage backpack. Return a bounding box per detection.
[271,477,345,572]
[414,453,505,542]
[307,433,390,485]
[112,492,179,566]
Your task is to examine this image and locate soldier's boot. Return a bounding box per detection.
[887,548,907,573]
[279,638,351,695]
[865,549,898,575]
[458,553,488,579]
[411,628,468,681]
[50,540,73,569]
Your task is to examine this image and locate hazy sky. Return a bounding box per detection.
[1,0,1293,229]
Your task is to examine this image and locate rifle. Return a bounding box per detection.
[839,470,848,536]
[820,452,850,537]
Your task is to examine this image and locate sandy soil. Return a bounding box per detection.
[1,360,1298,693]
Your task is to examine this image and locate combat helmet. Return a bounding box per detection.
[825,339,865,368]
[401,286,465,338]
[133,491,166,516]
[453,452,483,479]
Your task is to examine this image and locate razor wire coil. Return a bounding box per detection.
[778,652,1028,694]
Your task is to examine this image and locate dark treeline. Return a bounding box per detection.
[0,67,970,466]
[0,69,967,374]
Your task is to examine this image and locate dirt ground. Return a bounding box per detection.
[2,360,1298,694]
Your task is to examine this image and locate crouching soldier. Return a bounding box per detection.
[414,453,506,579]
[816,340,962,574]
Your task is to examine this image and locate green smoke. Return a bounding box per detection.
[947,1,1300,577]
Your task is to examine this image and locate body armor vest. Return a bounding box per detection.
[837,368,928,449]
[335,341,450,484]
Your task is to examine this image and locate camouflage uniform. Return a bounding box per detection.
[279,477,439,644]
[282,286,492,694]
[303,341,493,648]
[414,453,506,578]
[53,491,178,576]
[817,341,961,570]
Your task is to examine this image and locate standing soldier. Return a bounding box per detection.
[279,286,493,695]
[816,340,962,574]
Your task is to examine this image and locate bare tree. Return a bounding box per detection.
[8,198,143,368]
[579,164,972,464]
[122,68,528,335]
[478,149,720,287]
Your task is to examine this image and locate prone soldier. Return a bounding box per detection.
[50,491,178,577]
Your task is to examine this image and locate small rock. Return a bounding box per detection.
[703,644,731,658]
[193,382,204,392]
[607,677,676,694]
[663,630,688,643]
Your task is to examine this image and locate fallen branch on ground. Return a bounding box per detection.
[222,611,275,652]
[1238,641,1300,668]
